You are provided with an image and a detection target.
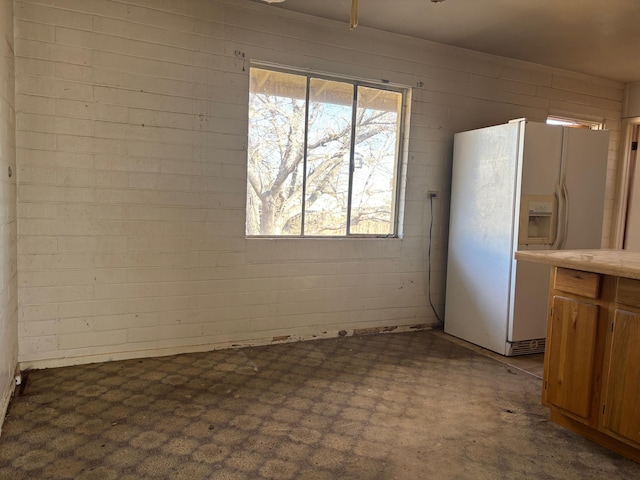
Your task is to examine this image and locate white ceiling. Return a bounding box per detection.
[254,0,640,84]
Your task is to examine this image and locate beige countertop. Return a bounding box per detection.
[514,249,640,280]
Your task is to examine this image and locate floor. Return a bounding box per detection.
[1,330,639,479]
[433,330,546,379]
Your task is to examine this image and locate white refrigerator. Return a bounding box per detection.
[444,119,609,356]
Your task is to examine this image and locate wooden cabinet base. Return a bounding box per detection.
[550,409,640,463]
[513,254,640,465]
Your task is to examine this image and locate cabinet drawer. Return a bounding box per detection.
[616,278,640,309]
[554,268,601,299]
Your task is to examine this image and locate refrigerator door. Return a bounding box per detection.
[445,122,522,355]
[509,123,563,345]
[510,260,553,345]
[519,123,563,199]
[561,128,609,249]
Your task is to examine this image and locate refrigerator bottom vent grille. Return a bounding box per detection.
[509,338,546,356]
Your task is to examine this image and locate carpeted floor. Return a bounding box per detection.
[1,330,639,479]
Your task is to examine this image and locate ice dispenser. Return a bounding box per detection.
[519,195,556,245]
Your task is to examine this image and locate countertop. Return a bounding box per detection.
[514,249,640,280]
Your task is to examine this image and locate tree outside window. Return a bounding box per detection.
[246,67,405,237]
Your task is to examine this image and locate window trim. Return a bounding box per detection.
[546,114,605,130]
[246,63,409,238]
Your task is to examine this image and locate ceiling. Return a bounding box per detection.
[253,0,640,84]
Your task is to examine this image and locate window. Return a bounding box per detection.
[246,66,405,237]
[546,115,603,130]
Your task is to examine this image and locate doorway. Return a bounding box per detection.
[612,118,640,250]
[623,125,640,250]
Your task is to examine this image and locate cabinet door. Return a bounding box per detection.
[545,296,598,420]
[601,309,640,445]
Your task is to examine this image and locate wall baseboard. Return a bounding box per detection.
[18,322,437,371]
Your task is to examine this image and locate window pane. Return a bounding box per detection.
[246,67,404,238]
[304,78,354,236]
[246,69,306,235]
[350,87,401,234]
[546,115,602,130]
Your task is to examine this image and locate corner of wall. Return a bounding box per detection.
[0,0,18,434]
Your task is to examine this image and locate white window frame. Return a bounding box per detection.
[246,64,409,238]
[546,114,604,130]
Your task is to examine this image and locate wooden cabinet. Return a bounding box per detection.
[600,308,640,446]
[545,295,598,421]
[543,268,640,462]
[553,267,601,299]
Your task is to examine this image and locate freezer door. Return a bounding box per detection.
[561,128,609,249]
[520,122,563,198]
[508,123,563,344]
[445,122,522,355]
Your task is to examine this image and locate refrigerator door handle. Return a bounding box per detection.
[560,183,570,249]
[551,183,565,249]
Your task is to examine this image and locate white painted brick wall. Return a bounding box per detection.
[0,0,18,433]
[14,0,624,368]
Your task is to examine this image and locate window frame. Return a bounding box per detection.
[246,64,408,239]
[546,114,604,130]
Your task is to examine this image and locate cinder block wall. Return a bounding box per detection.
[14,0,624,368]
[0,0,17,429]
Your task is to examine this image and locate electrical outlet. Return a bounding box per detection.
[428,191,438,199]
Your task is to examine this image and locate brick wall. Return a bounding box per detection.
[14,0,624,368]
[0,0,17,431]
